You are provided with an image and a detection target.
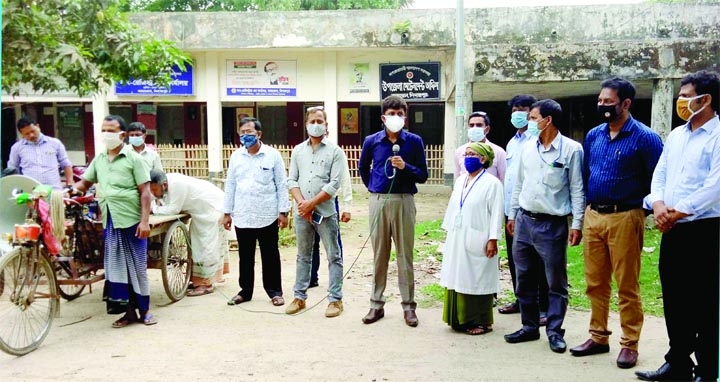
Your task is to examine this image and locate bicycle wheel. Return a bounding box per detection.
[161,220,192,302]
[0,247,59,356]
[55,260,86,301]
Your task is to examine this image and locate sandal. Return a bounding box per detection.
[227,294,246,306]
[466,325,493,336]
[111,314,136,329]
[271,296,285,306]
[186,286,214,297]
[142,313,158,326]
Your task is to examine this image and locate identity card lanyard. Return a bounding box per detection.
[537,136,564,168]
[456,169,486,228]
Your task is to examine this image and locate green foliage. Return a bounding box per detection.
[123,0,414,11]
[2,0,191,96]
[393,19,410,33]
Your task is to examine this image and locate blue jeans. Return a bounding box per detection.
[293,213,343,302]
[312,198,343,283]
[513,210,569,338]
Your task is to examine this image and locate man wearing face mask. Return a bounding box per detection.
[8,117,74,188]
[505,99,584,354]
[149,170,227,297]
[285,107,347,318]
[636,70,720,382]
[127,122,163,173]
[453,111,506,182]
[570,78,663,369]
[72,115,155,327]
[359,95,429,327]
[499,95,550,327]
[223,117,290,307]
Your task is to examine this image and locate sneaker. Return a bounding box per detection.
[325,301,343,318]
[285,298,306,314]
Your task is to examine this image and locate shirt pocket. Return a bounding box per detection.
[257,160,275,185]
[542,167,566,191]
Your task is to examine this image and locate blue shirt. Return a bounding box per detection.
[359,129,428,194]
[645,115,720,222]
[583,116,663,207]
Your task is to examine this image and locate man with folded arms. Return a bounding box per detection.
[570,78,662,369]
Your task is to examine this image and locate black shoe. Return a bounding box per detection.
[548,334,567,353]
[504,328,540,343]
[635,362,693,381]
[309,280,319,288]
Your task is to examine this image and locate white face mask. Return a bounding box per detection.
[101,131,124,150]
[467,127,486,142]
[306,123,326,138]
[384,115,405,133]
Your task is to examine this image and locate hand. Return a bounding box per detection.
[652,201,674,233]
[485,240,498,258]
[506,220,515,236]
[340,212,351,223]
[221,214,233,231]
[390,156,406,170]
[568,229,582,246]
[301,212,313,223]
[278,214,288,229]
[297,199,315,217]
[136,222,151,239]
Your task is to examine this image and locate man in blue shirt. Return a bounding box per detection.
[570,78,662,369]
[359,95,428,327]
[636,70,720,382]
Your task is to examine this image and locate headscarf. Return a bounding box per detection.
[468,142,494,168]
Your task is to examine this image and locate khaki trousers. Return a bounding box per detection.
[582,206,645,350]
[369,193,416,311]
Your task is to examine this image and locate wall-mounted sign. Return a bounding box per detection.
[379,62,441,101]
[349,63,370,94]
[226,60,297,97]
[115,64,194,96]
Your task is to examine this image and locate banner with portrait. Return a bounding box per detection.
[340,108,359,134]
[226,60,297,97]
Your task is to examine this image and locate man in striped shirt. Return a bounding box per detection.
[8,117,73,188]
[570,78,662,369]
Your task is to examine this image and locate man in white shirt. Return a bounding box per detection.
[636,70,720,382]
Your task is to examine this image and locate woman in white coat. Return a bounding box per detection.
[441,142,505,335]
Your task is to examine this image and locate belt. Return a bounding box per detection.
[519,208,563,220]
[588,204,639,214]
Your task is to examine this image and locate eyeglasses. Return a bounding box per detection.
[463,153,481,158]
[306,106,324,112]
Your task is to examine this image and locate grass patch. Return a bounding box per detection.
[418,283,446,308]
[417,219,664,317]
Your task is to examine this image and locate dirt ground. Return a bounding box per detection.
[0,192,669,381]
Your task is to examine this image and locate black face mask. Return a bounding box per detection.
[597,104,619,123]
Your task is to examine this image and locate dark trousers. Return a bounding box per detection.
[506,217,549,312]
[660,217,719,380]
[235,220,283,300]
[311,197,343,283]
[513,211,569,337]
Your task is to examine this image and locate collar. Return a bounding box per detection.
[381,128,406,143]
[536,131,563,151]
[22,134,47,145]
[241,141,266,156]
[304,137,328,146]
[603,115,637,137]
[683,113,720,134]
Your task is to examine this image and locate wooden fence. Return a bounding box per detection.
[156,144,446,185]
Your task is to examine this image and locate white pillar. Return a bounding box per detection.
[204,52,224,177]
[92,92,109,153]
[323,52,338,145]
[651,78,674,142]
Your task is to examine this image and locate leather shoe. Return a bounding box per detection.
[498,302,520,314]
[548,334,567,353]
[504,328,540,343]
[361,308,384,324]
[404,310,419,327]
[569,339,610,357]
[617,348,638,369]
[635,362,693,381]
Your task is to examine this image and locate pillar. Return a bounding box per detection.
[651,78,674,142]
[204,52,224,179]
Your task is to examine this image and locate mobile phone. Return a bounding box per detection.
[311,211,324,224]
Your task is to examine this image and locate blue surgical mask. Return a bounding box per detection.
[240,134,258,148]
[526,121,541,137]
[128,136,144,147]
[510,111,528,129]
[467,127,486,142]
[464,157,483,174]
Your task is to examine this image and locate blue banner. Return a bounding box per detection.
[227,87,297,97]
[115,64,194,96]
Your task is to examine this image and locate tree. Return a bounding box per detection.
[2,0,191,96]
[122,0,414,12]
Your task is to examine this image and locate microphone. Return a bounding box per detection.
[391,144,400,178]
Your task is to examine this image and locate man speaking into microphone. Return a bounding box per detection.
[359,95,429,327]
